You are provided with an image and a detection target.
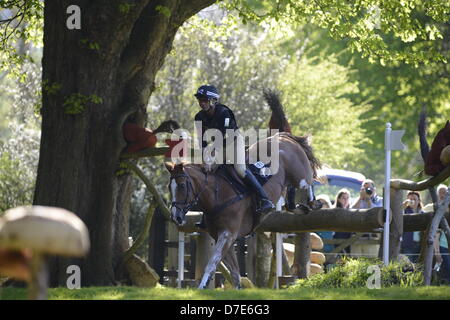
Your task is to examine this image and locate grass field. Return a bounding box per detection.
[1,285,450,300]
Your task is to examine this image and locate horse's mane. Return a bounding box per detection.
[279,132,321,179]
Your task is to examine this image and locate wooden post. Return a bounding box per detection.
[245,234,257,284]
[281,245,291,275]
[267,233,277,288]
[292,189,310,279]
[148,207,166,283]
[167,222,178,287]
[255,232,272,287]
[236,238,247,277]
[188,235,196,280]
[293,232,311,279]
[389,188,404,261]
[195,232,215,289]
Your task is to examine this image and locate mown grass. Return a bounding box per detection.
[1,285,450,300]
[2,257,449,300]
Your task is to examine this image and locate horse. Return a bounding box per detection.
[165,131,321,289]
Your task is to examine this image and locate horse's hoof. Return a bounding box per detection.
[298,203,311,214]
[309,200,323,210]
[195,221,207,231]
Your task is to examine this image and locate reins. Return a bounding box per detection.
[170,170,208,214]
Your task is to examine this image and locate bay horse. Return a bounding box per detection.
[165,132,321,289]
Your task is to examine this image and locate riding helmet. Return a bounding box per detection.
[194,85,220,100]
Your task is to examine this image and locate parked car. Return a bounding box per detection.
[314,168,366,205]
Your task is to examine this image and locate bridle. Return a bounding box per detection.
[170,170,209,215]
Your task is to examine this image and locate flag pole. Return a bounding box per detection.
[275,197,284,289]
[383,123,391,265]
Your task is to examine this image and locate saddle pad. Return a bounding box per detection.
[249,161,273,186]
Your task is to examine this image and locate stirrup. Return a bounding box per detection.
[257,199,275,214]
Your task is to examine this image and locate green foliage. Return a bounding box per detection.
[42,79,61,96]
[116,161,131,176]
[79,39,101,51]
[0,122,40,213]
[118,2,135,14]
[278,54,369,169]
[155,5,172,18]
[0,152,33,212]
[63,93,103,115]
[0,57,41,214]
[226,0,450,65]
[0,0,44,76]
[291,257,423,289]
[305,26,450,184]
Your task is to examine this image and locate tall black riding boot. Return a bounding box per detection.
[286,186,297,210]
[243,169,275,214]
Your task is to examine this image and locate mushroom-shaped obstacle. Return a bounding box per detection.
[0,206,90,299]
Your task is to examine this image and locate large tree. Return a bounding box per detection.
[34,0,214,286]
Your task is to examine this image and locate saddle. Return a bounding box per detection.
[216,162,273,195]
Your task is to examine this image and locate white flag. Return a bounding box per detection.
[390,130,406,150]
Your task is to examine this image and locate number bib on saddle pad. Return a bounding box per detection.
[248,161,273,186]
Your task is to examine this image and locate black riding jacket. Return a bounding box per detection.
[194,103,238,149]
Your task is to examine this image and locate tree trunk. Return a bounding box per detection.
[34,0,215,286]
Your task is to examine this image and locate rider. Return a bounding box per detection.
[194,85,275,229]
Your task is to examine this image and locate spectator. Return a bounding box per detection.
[433,184,450,284]
[351,179,383,258]
[333,188,352,254]
[315,194,335,254]
[434,229,450,284]
[437,184,448,203]
[401,191,424,263]
[351,179,383,209]
[423,184,448,213]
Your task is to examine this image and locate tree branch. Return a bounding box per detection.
[390,165,450,191]
[122,161,171,221]
[122,201,157,263]
[120,147,169,159]
[423,188,450,286]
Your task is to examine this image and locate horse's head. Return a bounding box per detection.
[165,162,200,226]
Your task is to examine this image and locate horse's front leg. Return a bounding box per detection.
[222,247,241,289]
[198,230,233,289]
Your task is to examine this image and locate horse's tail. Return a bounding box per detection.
[280,132,322,179]
[264,89,292,133]
[153,120,180,134]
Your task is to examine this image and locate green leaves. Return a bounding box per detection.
[278,53,369,169]
[80,38,101,51]
[118,2,135,14]
[291,257,423,288]
[42,80,62,96]
[0,0,44,75]
[155,5,172,18]
[226,0,450,65]
[63,93,103,115]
